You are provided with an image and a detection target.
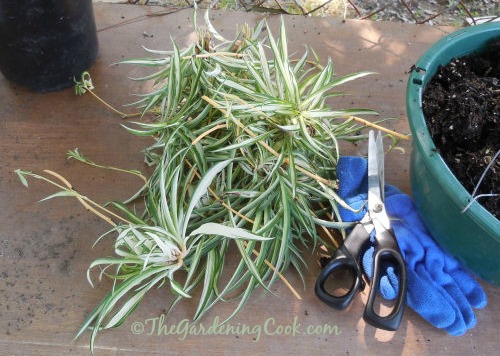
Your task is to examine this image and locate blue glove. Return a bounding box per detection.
[336,156,487,336]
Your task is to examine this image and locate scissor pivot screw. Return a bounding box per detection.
[373,204,383,213]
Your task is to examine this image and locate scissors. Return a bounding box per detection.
[315,130,407,331]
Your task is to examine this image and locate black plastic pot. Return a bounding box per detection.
[0,0,98,92]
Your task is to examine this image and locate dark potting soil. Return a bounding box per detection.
[422,38,500,219]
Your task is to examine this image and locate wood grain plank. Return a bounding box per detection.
[1,4,497,355]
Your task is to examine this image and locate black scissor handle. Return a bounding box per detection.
[363,228,407,331]
[315,224,370,310]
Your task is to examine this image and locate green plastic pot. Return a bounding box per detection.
[406,22,500,286]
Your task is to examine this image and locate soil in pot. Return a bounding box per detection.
[422,38,500,219]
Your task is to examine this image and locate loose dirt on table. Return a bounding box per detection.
[422,38,500,219]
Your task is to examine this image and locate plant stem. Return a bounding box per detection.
[202,95,337,188]
[182,52,246,59]
[85,89,141,119]
[68,149,148,184]
[345,115,411,140]
[192,123,228,145]
[36,170,131,226]
[184,158,302,300]
[245,241,302,300]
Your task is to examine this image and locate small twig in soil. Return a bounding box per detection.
[471,149,500,198]
[292,0,306,15]
[462,149,500,213]
[458,1,476,26]
[462,194,499,213]
[345,0,362,17]
[400,0,419,23]
[303,0,334,16]
[238,0,264,11]
[361,7,386,20]
[272,0,291,14]
[416,9,447,25]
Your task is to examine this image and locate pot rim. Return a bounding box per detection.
[406,21,500,242]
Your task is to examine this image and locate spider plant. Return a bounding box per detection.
[17,11,407,354]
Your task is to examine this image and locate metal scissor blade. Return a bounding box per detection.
[367,130,384,209]
[376,131,384,202]
[367,130,391,229]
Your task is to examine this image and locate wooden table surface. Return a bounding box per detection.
[0,4,498,355]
